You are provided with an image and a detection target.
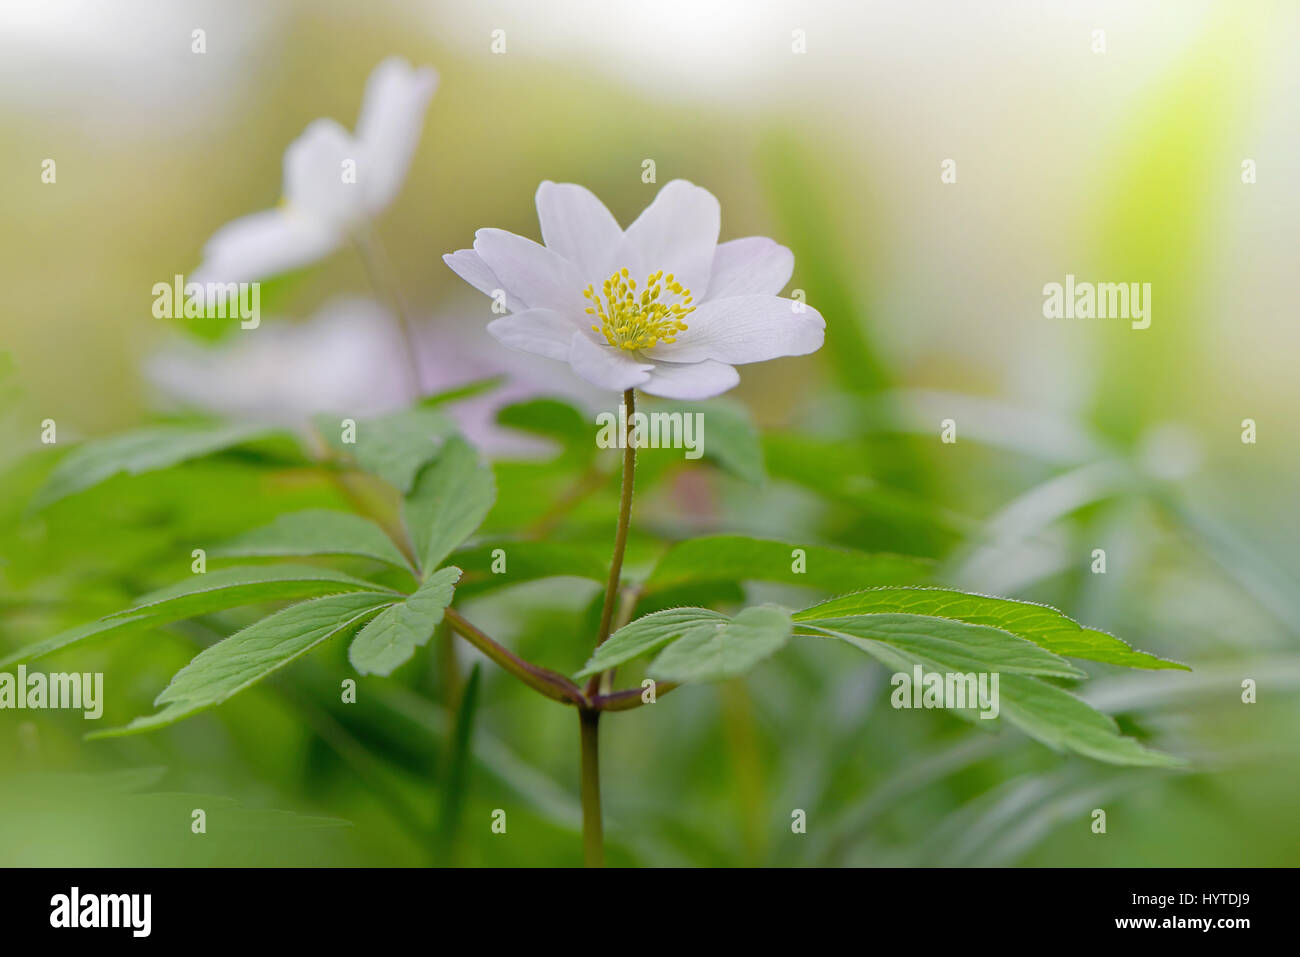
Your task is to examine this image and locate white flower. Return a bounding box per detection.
[145,299,412,425]
[192,58,437,288]
[144,297,602,456]
[443,180,825,399]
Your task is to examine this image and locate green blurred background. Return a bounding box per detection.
[1,0,1297,866]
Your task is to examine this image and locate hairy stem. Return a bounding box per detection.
[578,388,639,866]
[321,451,591,710]
[443,608,588,707]
[590,389,638,665]
[591,682,679,712]
[579,709,604,867]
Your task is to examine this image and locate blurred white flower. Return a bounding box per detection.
[144,298,600,457]
[192,57,437,288]
[444,179,824,399]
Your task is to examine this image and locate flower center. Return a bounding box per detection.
[584,268,694,351]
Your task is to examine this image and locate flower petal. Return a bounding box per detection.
[567,331,653,391]
[443,249,526,311]
[145,298,411,425]
[192,208,342,287]
[284,118,368,230]
[535,181,623,281]
[355,58,438,214]
[473,228,588,316]
[614,179,719,298]
[486,308,581,361]
[650,295,825,365]
[707,237,794,299]
[640,359,740,400]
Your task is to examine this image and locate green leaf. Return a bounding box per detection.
[0,565,396,667]
[632,580,747,618]
[34,422,272,508]
[793,587,1187,671]
[995,673,1185,767]
[649,605,793,683]
[643,535,933,595]
[798,613,1085,679]
[496,398,594,464]
[574,607,728,679]
[107,564,399,621]
[646,398,764,484]
[317,407,456,493]
[93,592,396,736]
[450,541,607,599]
[0,612,158,668]
[403,436,496,576]
[348,567,461,676]
[212,509,412,571]
[827,630,1182,767]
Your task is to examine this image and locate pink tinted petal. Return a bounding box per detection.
[640,359,740,399]
[283,118,367,230]
[613,180,719,298]
[707,237,794,300]
[355,58,438,214]
[473,228,588,316]
[486,308,581,361]
[443,249,527,312]
[194,208,341,287]
[567,331,653,391]
[535,181,623,281]
[650,295,825,365]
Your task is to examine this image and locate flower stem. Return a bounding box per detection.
[592,389,638,659]
[579,709,604,867]
[579,387,639,867]
[591,682,679,711]
[352,227,425,397]
[444,608,588,707]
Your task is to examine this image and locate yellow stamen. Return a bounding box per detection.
[584,268,694,351]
